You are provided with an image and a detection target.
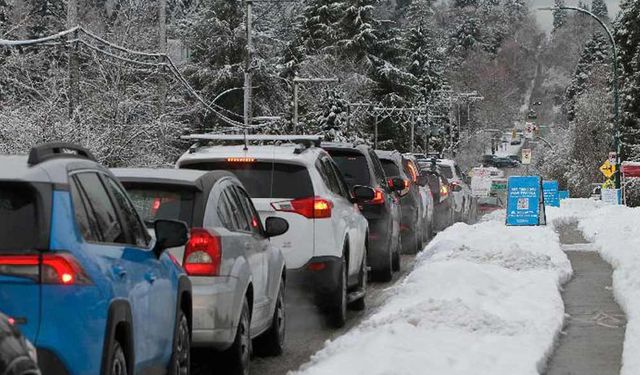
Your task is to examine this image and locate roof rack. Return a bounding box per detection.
[28,142,97,166]
[182,134,324,152]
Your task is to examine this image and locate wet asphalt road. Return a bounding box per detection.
[193,254,417,375]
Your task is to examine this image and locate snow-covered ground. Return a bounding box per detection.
[293,212,572,375]
[547,198,640,375]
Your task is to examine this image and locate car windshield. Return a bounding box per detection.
[380,159,401,177]
[183,161,313,199]
[122,185,195,227]
[0,184,42,251]
[328,151,371,187]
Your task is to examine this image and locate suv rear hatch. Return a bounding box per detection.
[182,160,316,268]
[0,182,51,343]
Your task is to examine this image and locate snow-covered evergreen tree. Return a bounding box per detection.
[300,0,342,53]
[552,0,568,32]
[590,0,608,20]
[565,33,609,121]
[336,0,379,61]
[615,0,640,160]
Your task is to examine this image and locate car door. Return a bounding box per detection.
[223,185,268,327]
[234,186,272,326]
[70,172,155,367]
[323,157,364,281]
[100,174,175,363]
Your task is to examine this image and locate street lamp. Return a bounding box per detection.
[538,6,622,190]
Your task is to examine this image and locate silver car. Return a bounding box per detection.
[112,168,288,375]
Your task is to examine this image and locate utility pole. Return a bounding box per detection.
[67,0,79,119]
[158,0,167,111]
[244,0,253,128]
[292,76,339,132]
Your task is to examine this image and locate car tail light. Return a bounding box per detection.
[7,317,15,326]
[227,157,256,163]
[440,184,449,198]
[404,179,410,189]
[307,262,327,271]
[368,188,385,205]
[271,197,333,219]
[183,228,222,276]
[0,253,91,285]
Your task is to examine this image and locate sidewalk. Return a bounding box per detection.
[546,224,626,375]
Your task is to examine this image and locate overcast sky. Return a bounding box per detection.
[529,0,622,32]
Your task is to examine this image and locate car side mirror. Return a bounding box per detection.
[351,185,376,202]
[417,175,428,187]
[265,217,289,238]
[153,219,189,257]
[388,177,407,193]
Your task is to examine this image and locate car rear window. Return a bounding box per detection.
[438,165,454,179]
[0,184,46,251]
[327,151,371,188]
[380,159,401,178]
[182,162,314,199]
[121,184,195,227]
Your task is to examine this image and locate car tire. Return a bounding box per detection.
[109,341,127,375]
[373,237,393,282]
[254,279,286,357]
[392,248,400,272]
[328,256,348,328]
[170,309,190,375]
[349,252,367,311]
[223,298,252,375]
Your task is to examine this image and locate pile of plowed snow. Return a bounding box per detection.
[293,216,571,375]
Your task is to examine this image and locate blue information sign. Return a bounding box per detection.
[559,190,570,200]
[507,176,543,226]
[543,180,560,207]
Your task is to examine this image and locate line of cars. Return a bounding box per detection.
[1,138,476,375]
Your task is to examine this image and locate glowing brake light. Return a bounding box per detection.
[369,188,385,205]
[0,253,91,285]
[440,184,449,197]
[272,197,333,218]
[183,228,222,276]
[404,179,410,189]
[7,317,15,326]
[227,157,256,163]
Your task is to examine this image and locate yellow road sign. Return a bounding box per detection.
[599,160,616,178]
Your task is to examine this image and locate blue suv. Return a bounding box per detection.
[0,143,192,375]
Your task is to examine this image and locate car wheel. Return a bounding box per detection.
[328,256,347,328]
[373,236,393,282]
[170,309,190,375]
[224,298,251,375]
[110,341,127,375]
[392,233,401,272]
[254,279,286,357]
[349,251,367,311]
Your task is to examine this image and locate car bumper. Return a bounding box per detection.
[190,276,239,350]
[367,218,394,266]
[286,256,342,298]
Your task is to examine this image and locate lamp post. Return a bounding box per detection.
[539,6,622,190]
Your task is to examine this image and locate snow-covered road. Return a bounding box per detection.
[293,213,572,375]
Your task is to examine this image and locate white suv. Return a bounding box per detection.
[177,135,372,327]
[436,159,473,222]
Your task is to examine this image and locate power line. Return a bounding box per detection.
[0,26,263,129]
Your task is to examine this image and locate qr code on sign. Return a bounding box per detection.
[517,198,529,210]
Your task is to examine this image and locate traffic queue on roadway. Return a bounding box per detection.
[0,136,477,375]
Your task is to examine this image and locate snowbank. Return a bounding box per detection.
[293,217,571,375]
[573,203,640,375]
